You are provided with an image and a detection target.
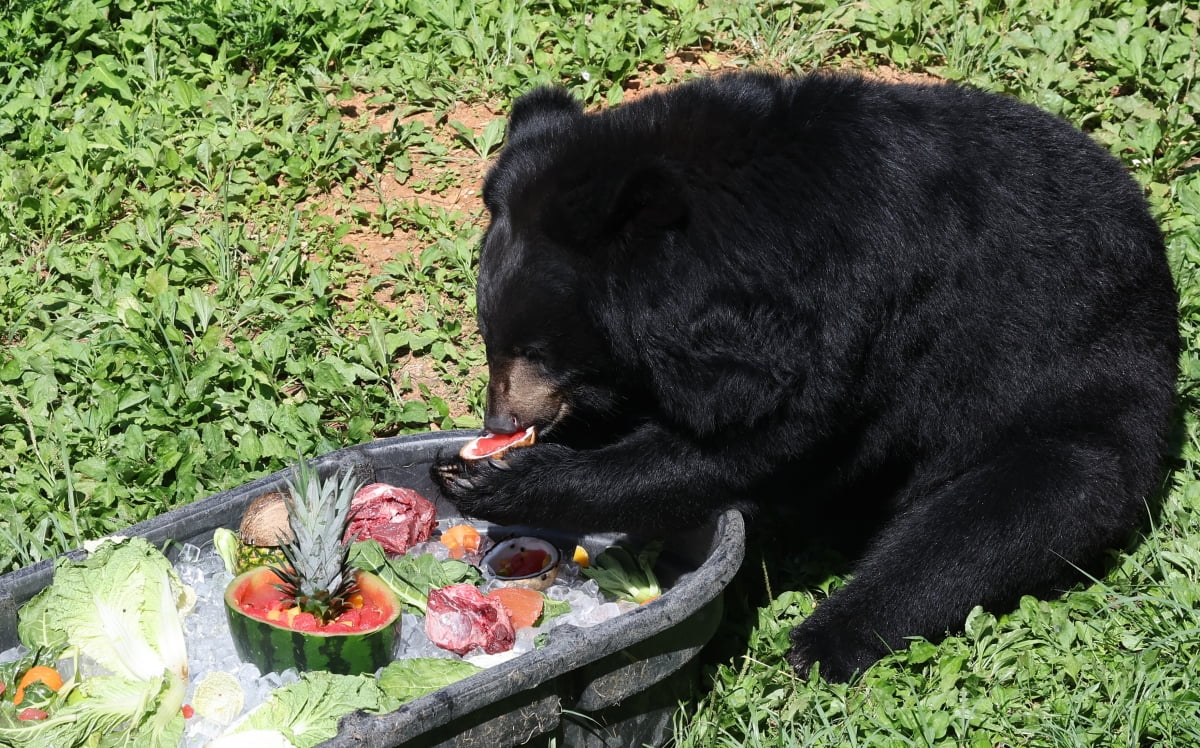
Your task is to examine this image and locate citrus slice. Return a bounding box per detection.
[192,670,245,725]
[459,426,537,460]
[487,586,545,629]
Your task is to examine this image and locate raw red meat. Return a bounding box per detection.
[346,483,437,555]
[425,583,515,655]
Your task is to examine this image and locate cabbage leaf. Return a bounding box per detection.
[219,671,399,748]
[1,537,189,748]
[377,658,482,704]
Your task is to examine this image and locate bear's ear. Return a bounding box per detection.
[507,87,583,144]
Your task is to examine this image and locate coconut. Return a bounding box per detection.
[238,491,294,546]
[459,426,537,461]
[481,536,560,591]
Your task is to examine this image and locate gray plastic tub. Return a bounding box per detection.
[0,430,745,747]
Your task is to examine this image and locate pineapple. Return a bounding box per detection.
[271,460,365,624]
[235,491,292,573]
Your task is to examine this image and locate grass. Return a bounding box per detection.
[1,0,1198,744]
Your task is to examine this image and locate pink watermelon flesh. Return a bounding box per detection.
[460,427,536,460]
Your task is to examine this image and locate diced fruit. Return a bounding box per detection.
[459,427,536,460]
[181,704,195,719]
[290,612,320,632]
[440,524,483,559]
[486,587,545,630]
[17,708,48,721]
[481,537,561,590]
[498,549,550,577]
[233,567,287,611]
[234,543,287,575]
[573,545,590,567]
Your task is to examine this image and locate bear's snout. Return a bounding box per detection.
[485,355,567,434]
[484,412,522,434]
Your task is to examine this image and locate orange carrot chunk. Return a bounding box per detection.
[14,666,63,705]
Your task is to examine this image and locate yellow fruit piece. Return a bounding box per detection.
[573,545,590,568]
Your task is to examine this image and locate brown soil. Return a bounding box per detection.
[306,97,497,308]
[313,53,937,304]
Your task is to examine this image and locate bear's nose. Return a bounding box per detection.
[484,413,521,434]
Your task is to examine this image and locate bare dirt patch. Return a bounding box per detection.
[308,98,496,305]
[313,55,940,306]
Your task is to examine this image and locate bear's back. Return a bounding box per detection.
[483,72,1178,476]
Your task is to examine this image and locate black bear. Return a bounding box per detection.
[432,71,1179,682]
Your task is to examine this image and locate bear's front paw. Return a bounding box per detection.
[430,451,523,522]
[786,619,881,683]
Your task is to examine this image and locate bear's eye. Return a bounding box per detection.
[514,346,545,364]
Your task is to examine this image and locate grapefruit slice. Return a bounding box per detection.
[459,426,537,460]
[486,586,545,629]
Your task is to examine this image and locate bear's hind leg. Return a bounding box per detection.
[786,436,1149,682]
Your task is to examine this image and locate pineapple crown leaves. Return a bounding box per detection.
[271,460,366,621]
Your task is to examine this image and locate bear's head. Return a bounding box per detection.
[474,87,689,438]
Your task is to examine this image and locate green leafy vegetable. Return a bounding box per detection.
[350,540,481,614]
[377,658,483,704]
[537,596,573,626]
[213,527,241,575]
[581,542,663,604]
[217,671,398,748]
[1,537,189,747]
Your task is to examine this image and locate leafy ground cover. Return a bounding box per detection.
[1,0,1197,744]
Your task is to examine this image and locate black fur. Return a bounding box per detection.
[432,71,1180,682]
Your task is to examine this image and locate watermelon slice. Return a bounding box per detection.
[224,567,402,675]
[459,426,537,460]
